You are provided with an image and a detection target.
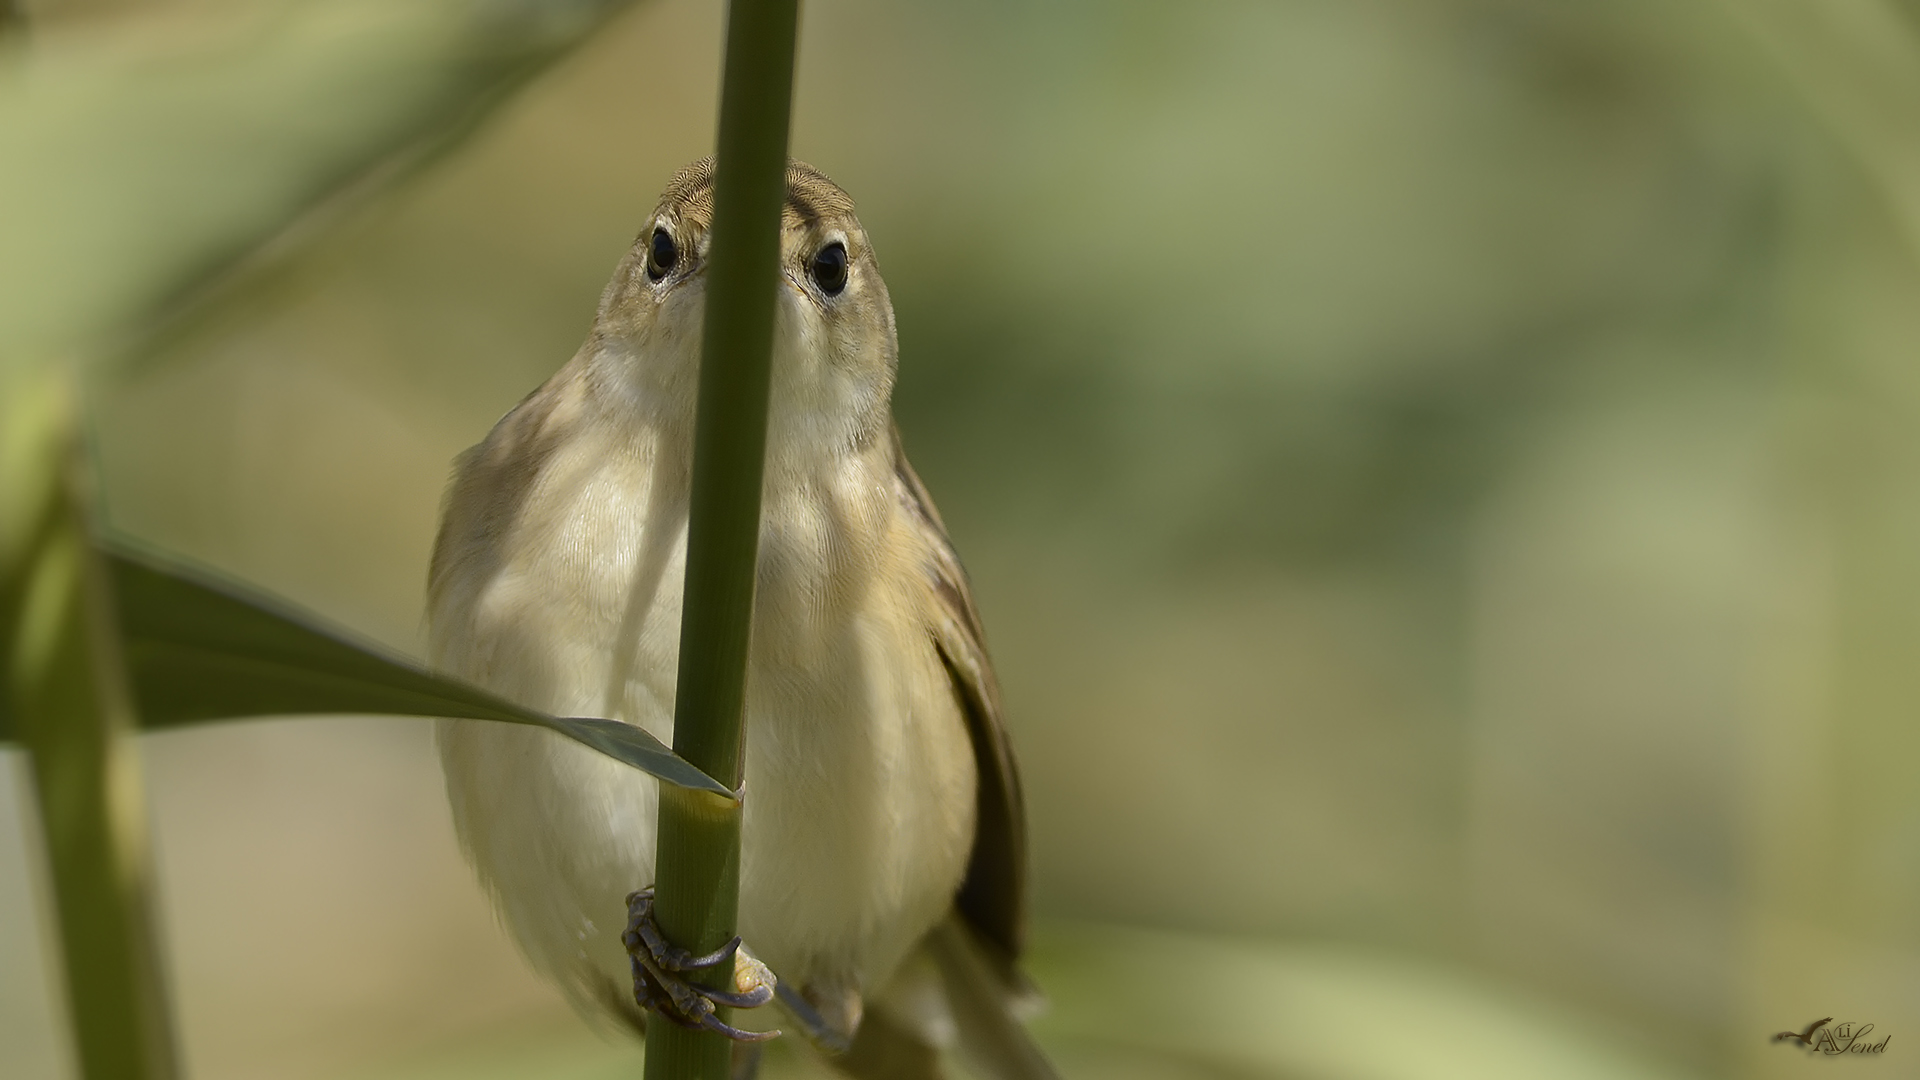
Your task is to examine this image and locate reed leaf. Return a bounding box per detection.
[0,537,730,798]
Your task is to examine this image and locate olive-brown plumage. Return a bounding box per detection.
[429,160,1048,1079]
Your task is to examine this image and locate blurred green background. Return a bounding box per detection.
[4,0,1919,1077]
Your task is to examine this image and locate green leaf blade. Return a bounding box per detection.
[89,537,731,798]
[547,715,734,798]
[107,543,534,727]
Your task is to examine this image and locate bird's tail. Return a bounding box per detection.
[925,916,1059,1080]
[836,914,1058,1080]
[837,910,1059,1068]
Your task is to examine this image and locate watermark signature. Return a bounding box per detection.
[1773,1017,1891,1056]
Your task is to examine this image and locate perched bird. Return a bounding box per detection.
[428,159,1052,1079]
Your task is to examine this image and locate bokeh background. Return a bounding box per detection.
[5,0,1920,1077]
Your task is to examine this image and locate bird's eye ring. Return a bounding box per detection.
[646,227,678,282]
[810,241,848,296]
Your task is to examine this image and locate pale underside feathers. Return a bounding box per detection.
[427,160,1046,1079]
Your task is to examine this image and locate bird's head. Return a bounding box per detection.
[587,158,899,459]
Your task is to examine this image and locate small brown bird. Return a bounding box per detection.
[428,159,1052,1079]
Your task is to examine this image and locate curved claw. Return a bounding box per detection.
[698,1010,781,1043]
[700,982,776,1009]
[675,935,744,972]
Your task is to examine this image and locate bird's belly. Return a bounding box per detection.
[435,557,975,1024]
[735,604,978,997]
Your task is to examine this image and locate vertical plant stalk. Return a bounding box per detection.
[4,375,180,1080]
[645,0,799,1078]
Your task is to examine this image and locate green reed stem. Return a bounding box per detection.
[644,0,799,1077]
[4,377,179,1080]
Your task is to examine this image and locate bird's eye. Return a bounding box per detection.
[810,241,848,296]
[646,228,678,282]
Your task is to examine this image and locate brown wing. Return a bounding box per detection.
[890,425,1029,963]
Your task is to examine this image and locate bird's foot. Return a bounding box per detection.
[622,887,779,1042]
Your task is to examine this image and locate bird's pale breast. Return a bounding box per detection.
[430,376,976,1029]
